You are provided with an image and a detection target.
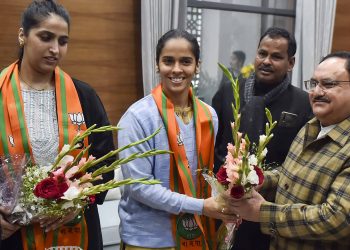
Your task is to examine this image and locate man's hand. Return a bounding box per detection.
[228,189,265,222]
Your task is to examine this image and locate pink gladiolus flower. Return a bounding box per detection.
[52,167,64,177]
[227,143,235,154]
[87,155,95,162]
[69,180,81,189]
[240,138,246,151]
[237,132,242,140]
[79,181,93,189]
[66,166,80,179]
[94,175,103,180]
[227,171,239,183]
[77,157,87,168]
[80,173,92,182]
[57,155,74,169]
[226,161,240,183]
[225,152,234,165]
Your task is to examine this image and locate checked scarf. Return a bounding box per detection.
[240,73,291,144]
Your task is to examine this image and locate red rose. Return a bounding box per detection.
[254,166,264,185]
[230,185,245,199]
[88,195,96,204]
[34,177,68,200]
[216,166,230,185]
[54,173,66,182]
[55,174,69,195]
[58,181,69,195]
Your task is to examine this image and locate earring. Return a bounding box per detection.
[19,39,24,47]
[155,67,159,73]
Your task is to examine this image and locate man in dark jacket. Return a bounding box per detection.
[227,50,246,79]
[212,27,314,250]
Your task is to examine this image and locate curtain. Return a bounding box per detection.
[141,0,187,95]
[292,0,337,89]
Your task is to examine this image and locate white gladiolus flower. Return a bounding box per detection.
[58,155,74,167]
[248,154,258,166]
[247,170,259,185]
[62,187,81,201]
[60,144,71,154]
[241,172,248,186]
[259,135,267,144]
[262,148,268,157]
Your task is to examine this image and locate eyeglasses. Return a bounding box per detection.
[304,79,350,91]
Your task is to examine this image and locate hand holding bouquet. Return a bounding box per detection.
[201,63,276,250]
[4,125,169,225]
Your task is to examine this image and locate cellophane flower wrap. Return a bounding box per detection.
[4,125,169,225]
[0,154,30,215]
[201,63,277,250]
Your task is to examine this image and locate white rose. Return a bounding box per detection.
[246,170,259,185]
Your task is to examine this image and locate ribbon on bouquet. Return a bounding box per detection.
[152,84,217,250]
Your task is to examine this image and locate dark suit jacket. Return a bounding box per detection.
[2,79,115,250]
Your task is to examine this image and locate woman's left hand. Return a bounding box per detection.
[39,210,81,232]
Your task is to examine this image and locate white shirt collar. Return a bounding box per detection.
[317,124,336,139]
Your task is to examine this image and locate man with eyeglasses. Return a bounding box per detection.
[228,51,350,250]
[212,27,313,250]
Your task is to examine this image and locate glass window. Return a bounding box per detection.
[187,0,295,105]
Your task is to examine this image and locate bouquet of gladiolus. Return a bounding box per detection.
[201,63,276,250]
[2,125,168,225]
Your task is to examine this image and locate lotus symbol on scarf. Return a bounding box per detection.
[69,113,85,131]
[182,216,198,231]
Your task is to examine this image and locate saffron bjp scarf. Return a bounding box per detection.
[152,84,217,250]
[0,62,88,250]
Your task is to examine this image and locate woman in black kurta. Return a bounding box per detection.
[2,78,115,250]
[1,0,114,249]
